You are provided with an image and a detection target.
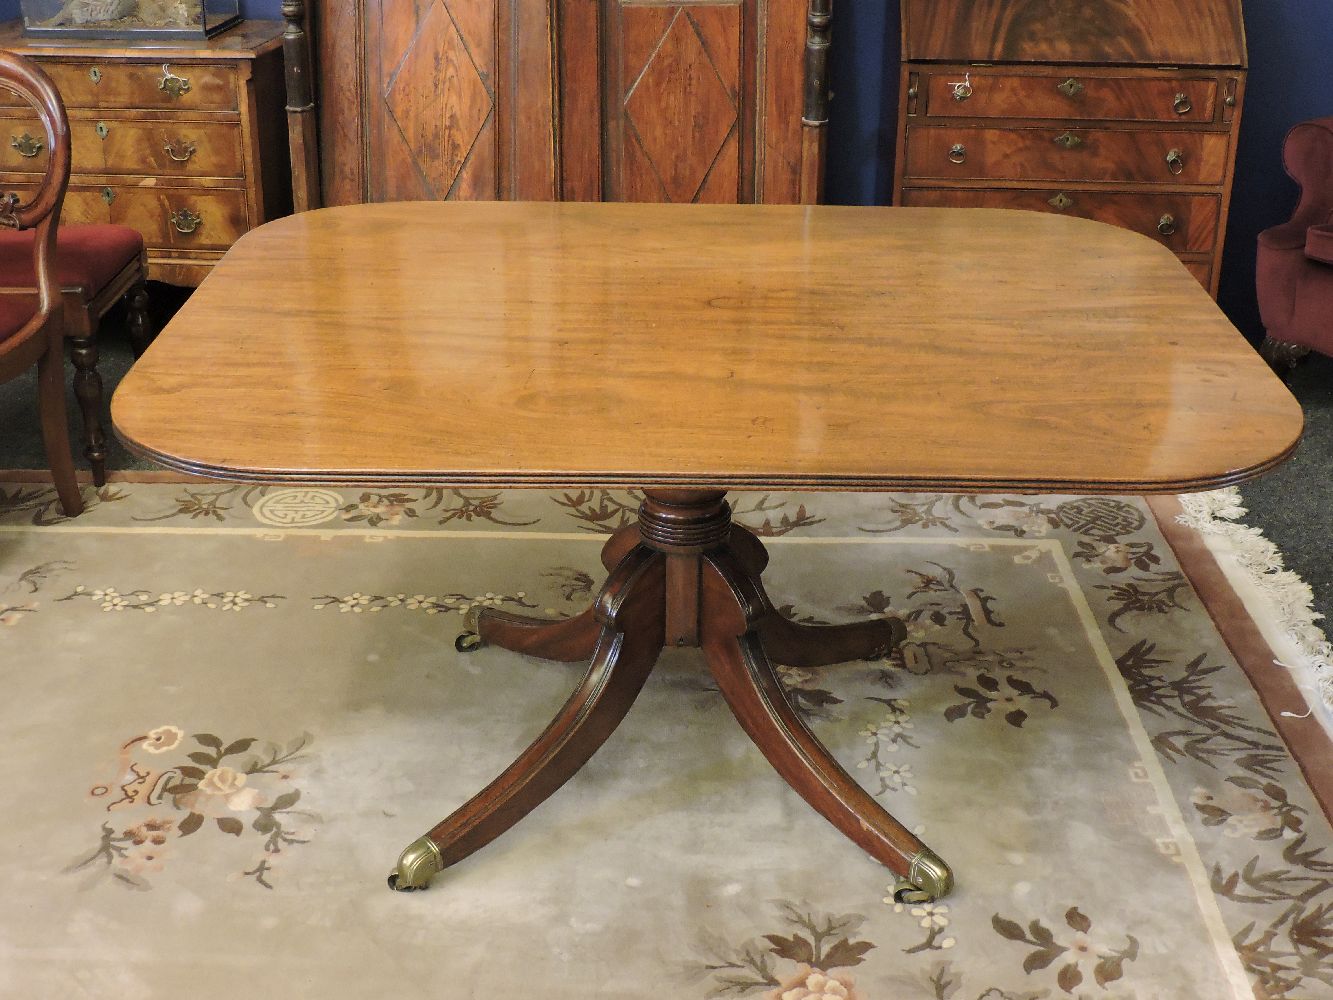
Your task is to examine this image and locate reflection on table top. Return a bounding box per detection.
[112,202,1302,492]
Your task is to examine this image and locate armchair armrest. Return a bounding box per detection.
[1306,223,1333,266]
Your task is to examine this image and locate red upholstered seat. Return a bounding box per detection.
[0,224,144,297]
[0,292,37,347]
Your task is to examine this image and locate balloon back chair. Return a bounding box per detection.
[0,50,82,517]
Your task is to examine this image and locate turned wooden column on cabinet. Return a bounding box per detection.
[893,1,1246,296]
[0,20,291,286]
[296,0,829,206]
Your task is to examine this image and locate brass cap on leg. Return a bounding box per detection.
[893,849,954,903]
[387,836,444,892]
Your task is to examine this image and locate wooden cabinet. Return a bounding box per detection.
[299,0,827,207]
[893,1,1246,297]
[0,20,291,285]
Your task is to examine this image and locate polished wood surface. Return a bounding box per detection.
[902,0,1247,66]
[895,1,1246,299]
[0,19,292,286]
[113,202,1300,493]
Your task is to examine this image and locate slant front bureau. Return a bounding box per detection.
[894,1,1247,296]
[112,204,1301,902]
[0,20,291,286]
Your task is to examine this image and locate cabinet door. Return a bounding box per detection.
[313,0,812,205]
[317,0,557,204]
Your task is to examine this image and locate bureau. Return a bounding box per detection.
[0,20,290,286]
[893,1,1247,296]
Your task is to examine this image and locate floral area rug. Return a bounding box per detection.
[1,481,1330,999]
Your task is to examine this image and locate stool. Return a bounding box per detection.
[0,223,152,486]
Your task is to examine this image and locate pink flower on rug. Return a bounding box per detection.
[142,725,184,754]
[765,965,860,1000]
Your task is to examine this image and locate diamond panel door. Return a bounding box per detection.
[310,0,819,205]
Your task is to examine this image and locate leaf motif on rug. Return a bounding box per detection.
[67,729,318,891]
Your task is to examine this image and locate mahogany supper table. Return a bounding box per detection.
[112,203,1302,902]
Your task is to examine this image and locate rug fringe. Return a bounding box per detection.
[1177,487,1333,722]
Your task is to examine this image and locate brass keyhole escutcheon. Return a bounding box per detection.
[101,187,115,205]
[1057,78,1084,98]
[158,64,192,100]
[164,138,197,162]
[1048,192,1075,211]
[1053,132,1084,150]
[1173,92,1193,115]
[1158,214,1177,237]
[1165,148,1185,175]
[95,122,109,140]
[88,66,102,84]
[10,132,43,158]
[170,208,203,234]
[947,144,966,164]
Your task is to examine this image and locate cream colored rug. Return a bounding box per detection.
[1,481,1330,999]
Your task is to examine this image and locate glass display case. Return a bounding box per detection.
[21,0,240,41]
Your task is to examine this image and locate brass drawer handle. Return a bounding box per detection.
[950,73,972,101]
[1048,192,1075,210]
[10,132,43,158]
[158,64,192,100]
[1057,78,1084,98]
[947,143,967,164]
[1158,214,1177,237]
[170,208,203,234]
[164,138,198,162]
[1173,92,1193,115]
[1165,148,1185,175]
[1053,132,1084,150]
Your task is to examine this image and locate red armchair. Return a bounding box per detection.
[1257,116,1333,374]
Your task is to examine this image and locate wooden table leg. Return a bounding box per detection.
[701,548,952,903]
[389,546,666,890]
[390,489,953,901]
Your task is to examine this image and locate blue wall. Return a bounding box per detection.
[825,3,1333,345]
[6,0,1328,342]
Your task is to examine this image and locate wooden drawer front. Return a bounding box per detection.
[905,126,1230,185]
[924,71,1218,123]
[93,120,245,177]
[113,187,248,250]
[1,183,248,250]
[4,117,245,178]
[901,187,1220,253]
[1184,260,1212,290]
[0,61,238,112]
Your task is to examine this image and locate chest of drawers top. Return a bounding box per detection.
[894,0,1247,298]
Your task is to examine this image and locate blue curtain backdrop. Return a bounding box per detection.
[4,0,1329,343]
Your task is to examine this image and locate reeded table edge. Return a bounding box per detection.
[114,429,1301,497]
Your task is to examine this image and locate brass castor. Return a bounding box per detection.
[891,850,955,903]
[455,631,483,653]
[388,836,444,891]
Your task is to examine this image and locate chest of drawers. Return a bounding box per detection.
[0,20,290,286]
[893,2,1247,296]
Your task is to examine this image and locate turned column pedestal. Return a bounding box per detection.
[388,489,954,902]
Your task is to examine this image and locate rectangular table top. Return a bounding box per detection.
[111,202,1301,493]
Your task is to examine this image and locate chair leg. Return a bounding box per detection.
[36,344,83,518]
[69,333,108,488]
[126,280,153,357]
